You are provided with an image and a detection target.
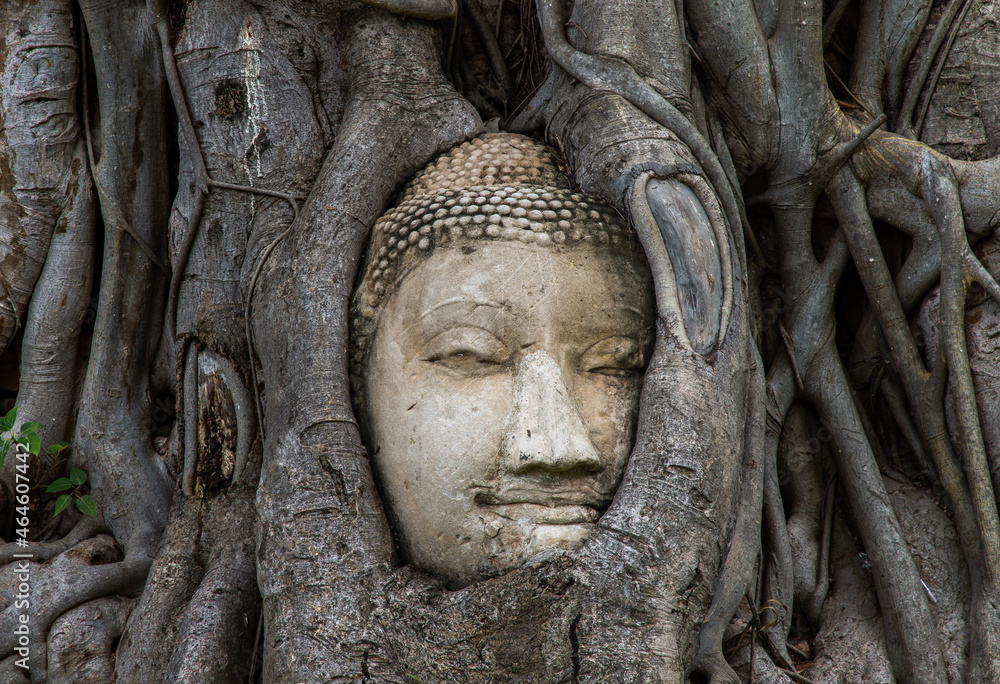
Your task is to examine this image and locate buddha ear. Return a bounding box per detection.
[629,172,730,356]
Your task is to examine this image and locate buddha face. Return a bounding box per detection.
[363,240,655,587]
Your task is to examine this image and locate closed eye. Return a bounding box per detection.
[421,327,510,375]
[578,335,648,376]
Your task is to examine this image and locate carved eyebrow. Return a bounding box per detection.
[419,297,507,319]
[583,304,650,325]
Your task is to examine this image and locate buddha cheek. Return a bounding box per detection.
[398,373,512,553]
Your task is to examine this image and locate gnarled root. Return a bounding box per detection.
[690,345,766,684]
[115,440,262,682]
[0,0,85,356]
[0,534,150,682]
[249,7,481,679]
[46,596,135,684]
[0,515,102,567]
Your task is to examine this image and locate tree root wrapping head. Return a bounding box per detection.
[350,132,657,588]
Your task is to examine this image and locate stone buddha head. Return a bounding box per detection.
[351,134,655,587]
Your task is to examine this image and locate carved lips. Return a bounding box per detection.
[475,489,608,525]
[485,503,600,525]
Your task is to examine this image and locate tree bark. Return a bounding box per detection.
[0,0,998,681]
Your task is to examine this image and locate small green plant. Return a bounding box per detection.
[0,406,87,517]
[0,406,68,469]
[45,468,97,517]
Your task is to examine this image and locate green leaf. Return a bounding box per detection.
[0,440,8,469]
[76,495,97,517]
[54,494,71,516]
[20,422,42,434]
[26,431,40,455]
[47,441,69,454]
[69,468,87,486]
[0,406,15,432]
[46,478,73,492]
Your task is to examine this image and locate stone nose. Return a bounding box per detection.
[500,350,602,474]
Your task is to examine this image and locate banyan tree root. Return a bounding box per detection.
[0,0,96,510]
[0,535,142,678]
[250,7,482,680]
[0,516,102,567]
[802,517,895,683]
[0,1,179,680]
[115,444,262,682]
[3,0,1000,680]
[689,378,766,682]
[675,0,1000,675]
[5,137,95,489]
[45,596,135,684]
[776,405,834,628]
[0,0,84,357]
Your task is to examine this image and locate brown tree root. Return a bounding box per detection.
[807,477,836,624]
[759,356,797,665]
[775,404,830,628]
[757,88,951,675]
[776,218,949,682]
[147,0,301,385]
[825,151,1000,678]
[251,8,482,680]
[725,615,801,683]
[146,0,305,463]
[895,0,971,136]
[801,518,895,683]
[1,135,94,499]
[925,157,1000,582]
[373,558,580,681]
